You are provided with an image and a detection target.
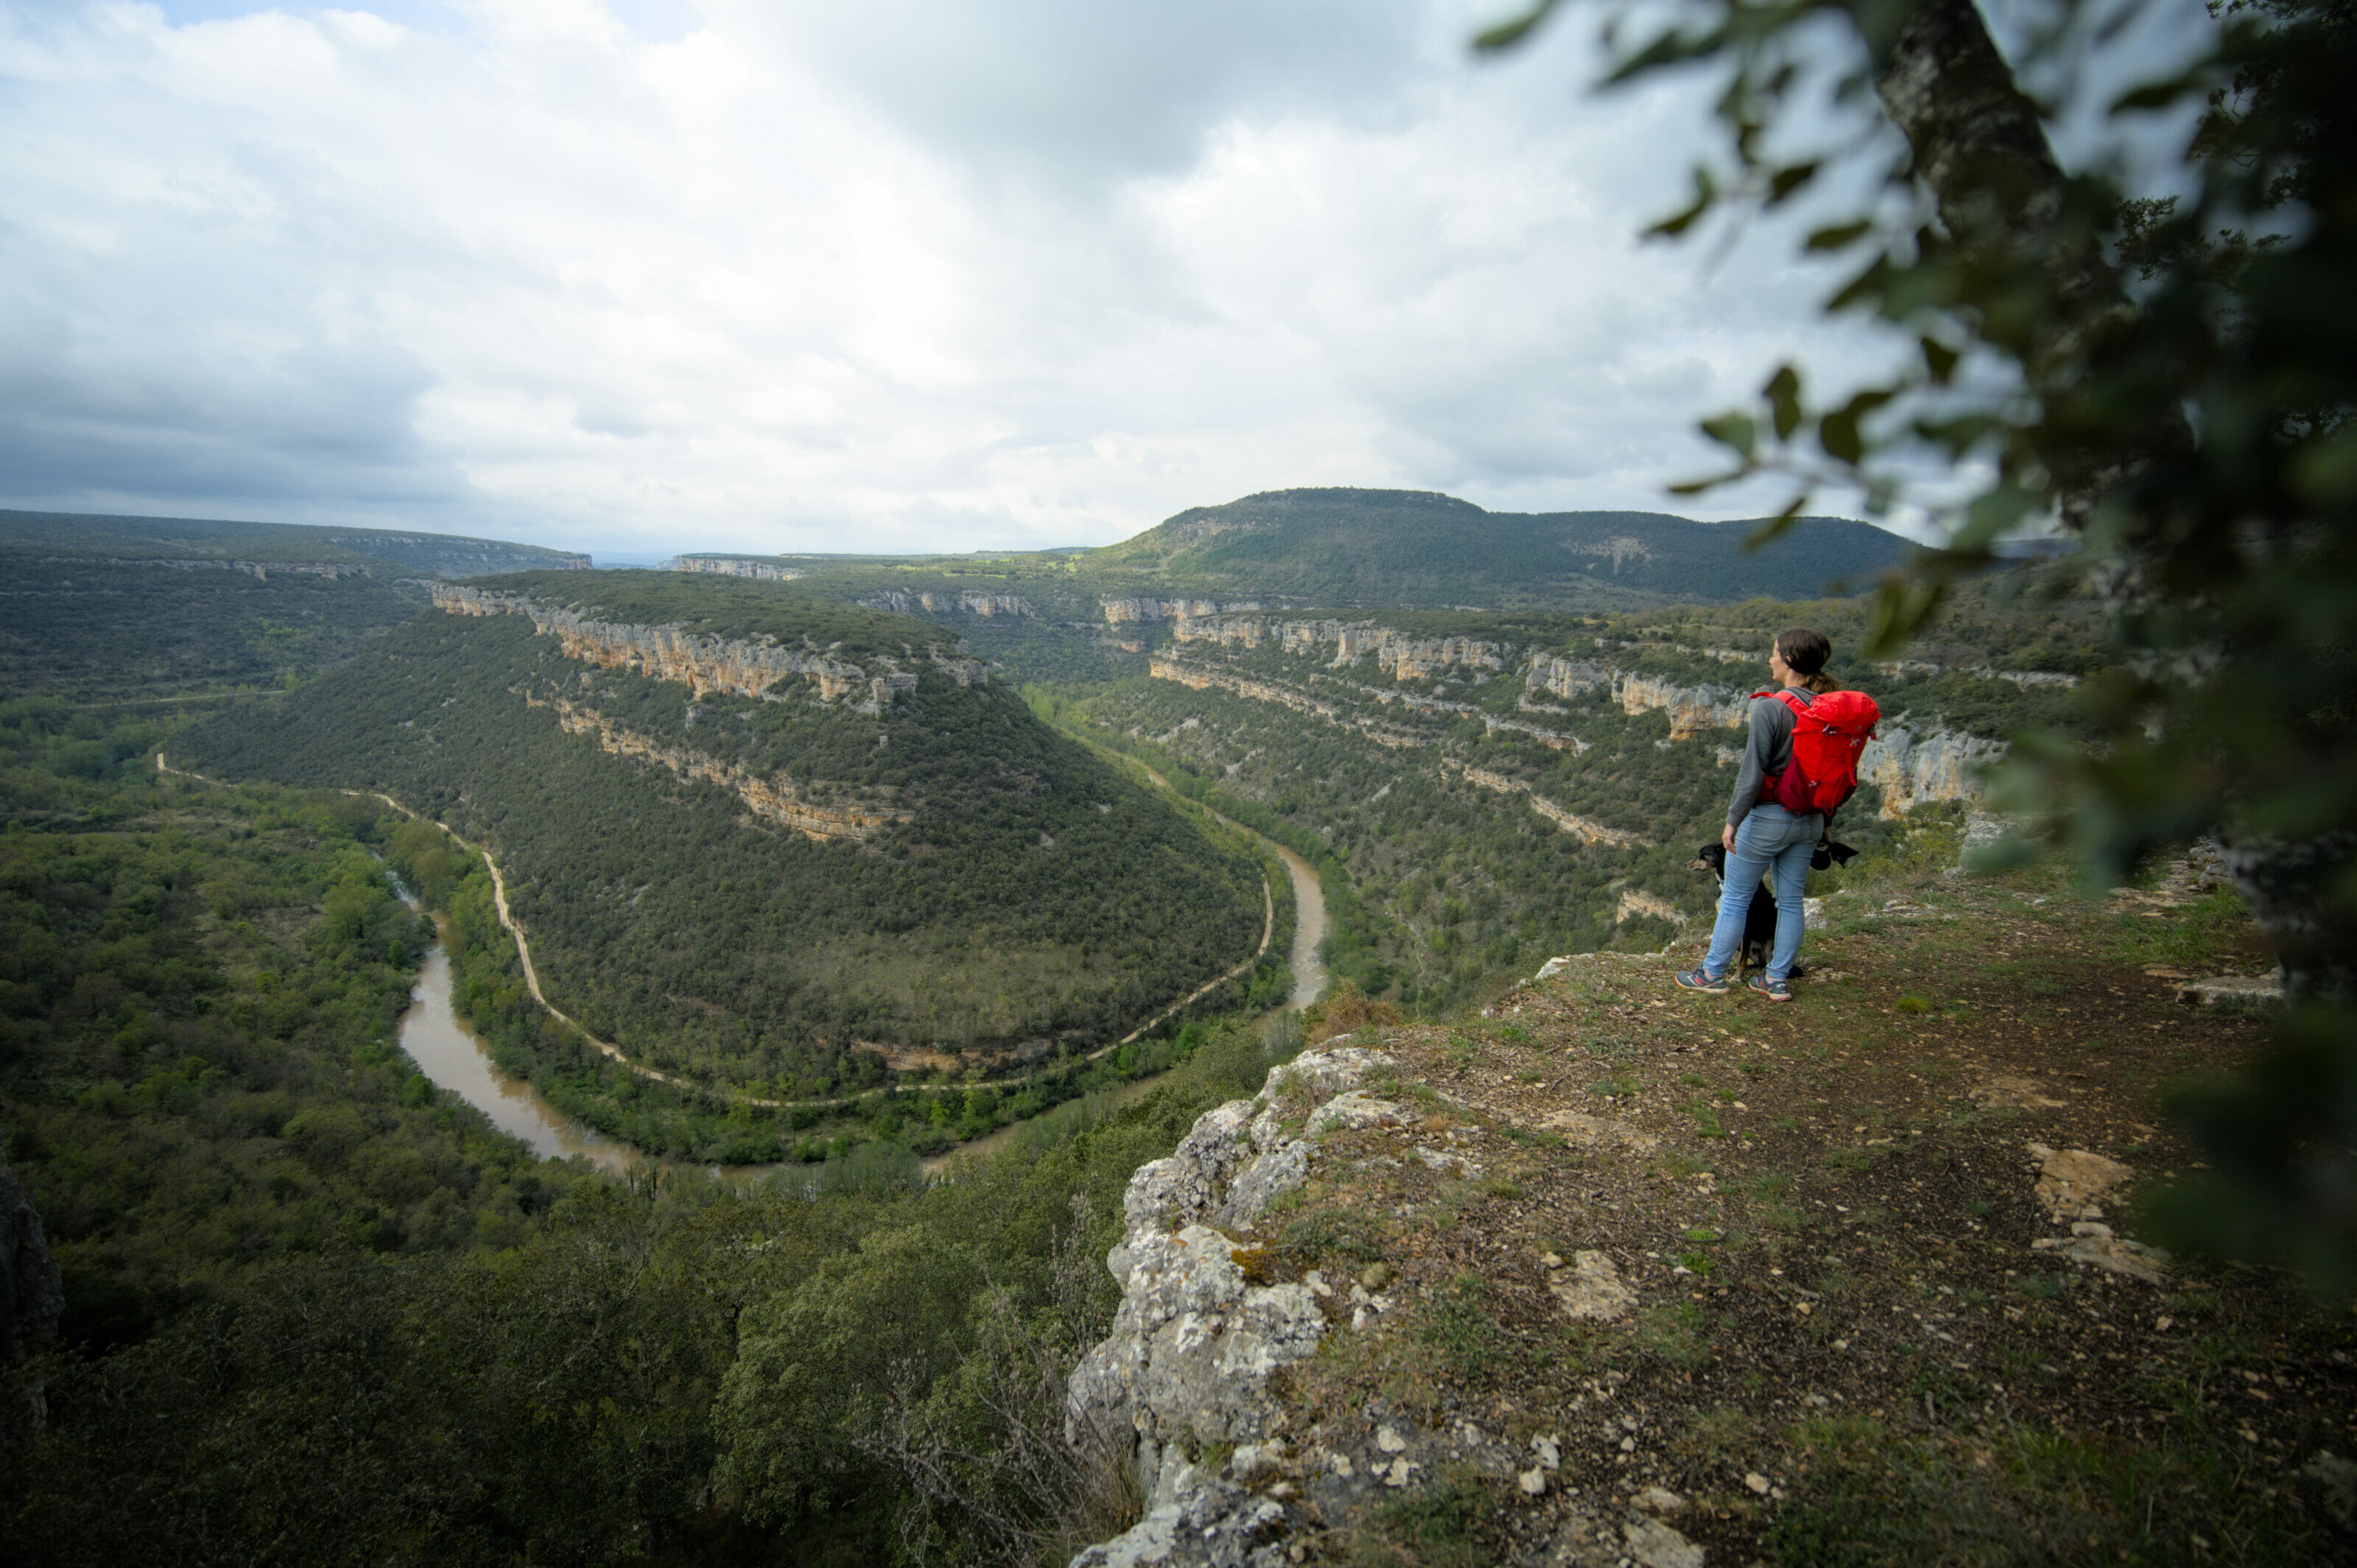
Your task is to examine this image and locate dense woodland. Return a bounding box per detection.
[178,600,1271,1105]
[0,511,585,703]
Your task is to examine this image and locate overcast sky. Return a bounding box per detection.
[0,0,2208,556]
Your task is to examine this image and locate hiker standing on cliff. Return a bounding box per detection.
[1676,628,1857,1002]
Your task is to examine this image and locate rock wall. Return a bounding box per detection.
[435,584,986,706]
[1066,1049,1399,1564]
[861,588,1035,617]
[1063,1047,1705,1568]
[1857,725,2007,818]
[1527,657,1747,736]
[1609,676,1753,740]
[674,556,804,581]
[522,692,914,841]
[1173,616,1509,683]
[1103,597,1265,624]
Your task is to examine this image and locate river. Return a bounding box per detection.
[396,923,650,1175]
[396,826,1327,1180]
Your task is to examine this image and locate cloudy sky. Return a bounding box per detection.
[0,0,2204,556]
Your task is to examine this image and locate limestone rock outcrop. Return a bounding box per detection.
[1172,616,1508,682]
[861,588,1035,618]
[1857,725,2006,817]
[435,585,986,706]
[1066,1047,1397,1559]
[1103,597,1265,624]
[522,692,914,842]
[675,556,804,581]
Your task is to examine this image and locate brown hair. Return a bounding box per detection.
[1775,627,1840,694]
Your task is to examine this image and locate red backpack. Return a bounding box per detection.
[1753,688,1880,815]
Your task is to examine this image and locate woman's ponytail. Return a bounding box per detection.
[1775,628,1840,694]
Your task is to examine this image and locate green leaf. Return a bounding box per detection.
[1763,364,1803,441]
[1819,387,1894,465]
[1472,0,1563,52]
[1700,412,1757,459]
[1766,161,1820,207]
[1645,167,1718,240]
[1919,335,1959,384]
[1743,495,1810,551]
[1806,219,1874,252]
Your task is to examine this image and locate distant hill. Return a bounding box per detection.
[1086,488,1911,608]
[179,572,1270,1098]
[0,509,588,700]
[0,509,590,576]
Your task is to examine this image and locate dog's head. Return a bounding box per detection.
[1810,839,1860,871]
[1692,843,1729,879]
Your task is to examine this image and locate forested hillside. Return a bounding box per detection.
[680,488,1920,648]
[1028,571,2108,1016]
[1086,488,1912,606]
[0,705,586,1353]
[178,574,1271,1108]
[0,509,587,703]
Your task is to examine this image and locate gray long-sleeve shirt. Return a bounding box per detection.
[1727,687,1821,829]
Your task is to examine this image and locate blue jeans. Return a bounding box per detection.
[1702,804,1819,981]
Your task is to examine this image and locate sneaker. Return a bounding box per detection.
[1675,967,1729,993]
[1749,974,1794,1002]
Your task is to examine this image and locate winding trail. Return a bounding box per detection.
[158,753,1277,1111]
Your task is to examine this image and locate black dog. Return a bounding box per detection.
[1692,839,1856,978]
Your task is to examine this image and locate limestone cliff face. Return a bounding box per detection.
[675,556,803,581]
[1610,676,1752,739]
[1103,597,1265,624]
[1876,658,2079,689]
[1525,653,1614,700]
[524,692,913,841]
[1174,615,1508,683]
[1528,658,1760,740]
[1858,725,2006,817]
[1614,889,1686,926]
[435,584,986,707]
[860,588,1035,618]
[1067,1049,1397,1562]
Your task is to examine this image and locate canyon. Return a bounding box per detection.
[434,583,988,708]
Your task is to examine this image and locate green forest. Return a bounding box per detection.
[0,510,587,704]
[177,588,1272,1110]
[3,695,1310,1566]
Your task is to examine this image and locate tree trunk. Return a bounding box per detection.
[1869,0,2353,998]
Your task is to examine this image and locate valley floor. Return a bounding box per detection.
[1122,857,2353,1564]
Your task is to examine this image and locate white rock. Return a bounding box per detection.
[1624,1515,1706,1568]
[1519,1467,1548,1496]
[1548,1251,1638,1322]
[1533,1435,1562,1470]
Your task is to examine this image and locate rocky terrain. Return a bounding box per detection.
[434,583,988,707]
[1059,857,2354,1565]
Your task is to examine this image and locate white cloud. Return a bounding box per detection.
[0,0,1923,553]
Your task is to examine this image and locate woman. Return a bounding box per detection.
[1676,627,1839,1001]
